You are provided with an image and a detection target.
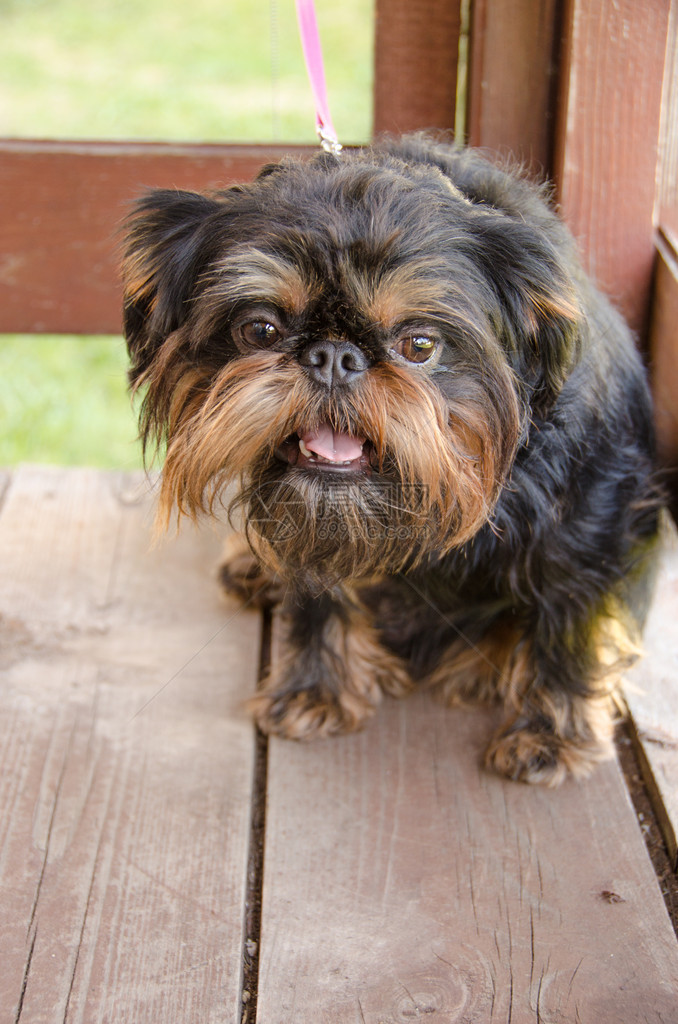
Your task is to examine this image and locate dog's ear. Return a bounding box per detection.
[121,189,221,371]
[471,214,584,409]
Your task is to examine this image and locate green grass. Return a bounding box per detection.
[0,0,374,144]
[0,0,373,468]
[0,336,141,468]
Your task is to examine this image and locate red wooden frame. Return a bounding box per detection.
[553,0,671,338]
[466,0,561,175]
[650,229,678,512]
[0,0,675,357]
[0,141,312,335]
[373,0,461,136]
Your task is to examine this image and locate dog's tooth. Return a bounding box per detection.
[299,439,314,459]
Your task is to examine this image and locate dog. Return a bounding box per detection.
[121,135,661,785]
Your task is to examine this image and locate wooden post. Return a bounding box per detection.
[656,1,678,240]
[552,0,671,338]
[373,0,462,136]
[465,0,562,175]
[650,231,678,512]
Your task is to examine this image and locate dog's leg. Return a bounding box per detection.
[250,588,413,739]
[484,688,618,788]
[486,607,642,785]
[218,532,286,608]
[430,609,637,786]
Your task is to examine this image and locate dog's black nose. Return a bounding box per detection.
[299,339,369,388]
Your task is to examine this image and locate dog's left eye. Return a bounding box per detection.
[392,335,438,363]
[238,321,282,347]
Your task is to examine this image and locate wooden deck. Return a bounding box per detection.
[1,465,678,1023]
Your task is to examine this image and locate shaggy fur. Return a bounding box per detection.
[122,135,661,785]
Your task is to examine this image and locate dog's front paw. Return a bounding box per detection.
[248,590,413,741]
[249,674,378,740]
[485,724,571,787]
[217,533,285,608]
[485,708,615,787]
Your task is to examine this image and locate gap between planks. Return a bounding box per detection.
[616,724,678,934]
[240,608,272,1024]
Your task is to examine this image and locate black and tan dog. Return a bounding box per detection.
[122,135,660,785]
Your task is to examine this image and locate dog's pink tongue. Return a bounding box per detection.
[301,425,365,462]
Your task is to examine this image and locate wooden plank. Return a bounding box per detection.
[257,694,678,1020]
[465,0,560,174]
[0,467,260,1022]
[552,0,671,338]
[657,0,678,240]
[625,515,678,869]
[373,0,461,136]
[0,140,313,335]
[650,230,678,513]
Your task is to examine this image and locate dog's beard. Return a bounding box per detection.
[138,344,521,588]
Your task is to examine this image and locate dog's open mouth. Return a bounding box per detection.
[275,424,373,473]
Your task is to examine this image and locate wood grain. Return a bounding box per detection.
[649,230,678,511]
[625,515,678,869]
[257,691,678,1022]
[0,140,312,334]
[465,0,561,174]
[1,469,677,1021]
[657,1,678,239]
[373,0,461,136]
[553,0,671,337]
[0,467,260,1022]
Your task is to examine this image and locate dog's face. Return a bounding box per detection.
[122,146,580,588]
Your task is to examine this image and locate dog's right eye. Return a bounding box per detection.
[238,321,282,347]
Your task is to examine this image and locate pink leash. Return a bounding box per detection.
[294,0,342,154]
